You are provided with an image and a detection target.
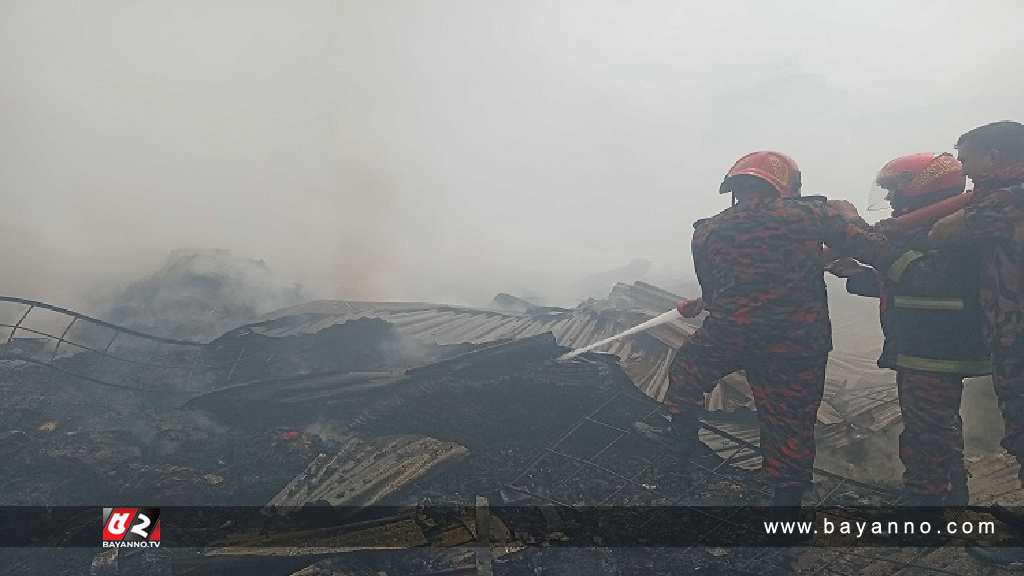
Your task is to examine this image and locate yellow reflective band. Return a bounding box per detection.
[891,296,964,310]
[895,354,992,374]
[887,250,924,283]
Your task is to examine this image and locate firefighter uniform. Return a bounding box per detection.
[665,151,891,499]
[845,230,988,503]
[941,172,1024,471]
[844,153,988,504]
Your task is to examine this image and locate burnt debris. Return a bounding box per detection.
[0,281,971,576]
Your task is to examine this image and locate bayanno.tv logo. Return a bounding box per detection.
[101,508,161,548]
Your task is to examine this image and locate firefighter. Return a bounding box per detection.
[637,151,890,505]
[922,122,1024,568]
[828,152,989,506]
[930,122,1024,470]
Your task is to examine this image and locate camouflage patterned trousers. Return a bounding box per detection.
[896,369,967,502]
[665,328,827,490]
[993,340,1024,476]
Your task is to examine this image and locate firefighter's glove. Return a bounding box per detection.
[676,298,704,318]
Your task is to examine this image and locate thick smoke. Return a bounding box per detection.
[97,249,308,341]
[1,1,1022,311]
[0,0,1017,489]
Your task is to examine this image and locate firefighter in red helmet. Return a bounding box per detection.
[829,152,987,505]
[638,151,891,505]
[719,150,804,199]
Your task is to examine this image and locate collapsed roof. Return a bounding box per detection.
[245,280,699,400]
[225,281,907,484]
[0,280,1010,575]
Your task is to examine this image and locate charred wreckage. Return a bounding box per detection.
[0,271,1015,575]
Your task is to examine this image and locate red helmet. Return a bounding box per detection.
[875,153,965,200]
[719,151,802,198]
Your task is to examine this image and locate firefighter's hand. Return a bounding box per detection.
[928,209,967,244]
[676,298,704,318]
[825,257,867,279]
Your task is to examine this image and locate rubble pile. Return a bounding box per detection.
[0,279,913,575]
[212,333,770,508]
[0,405,324,506]
[180,334,812,575]
[198,316,477,392]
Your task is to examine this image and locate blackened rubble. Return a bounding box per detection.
[0,303,799,574]
[236,283,909,490]
[349,336,763,507]
[204,316,480,385]
[1,284,987,576]
[185,334,888,576]
[191,332,773,508]
[246,280,701,400]
[173,334,800,576]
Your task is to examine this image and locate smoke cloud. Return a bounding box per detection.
[1,1,1022,310]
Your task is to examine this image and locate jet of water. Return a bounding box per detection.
[558,309,682,361]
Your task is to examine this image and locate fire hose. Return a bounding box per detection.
[682,191,977,316]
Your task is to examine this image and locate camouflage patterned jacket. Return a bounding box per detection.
[691,196,889,357]
[962,181,1024,350]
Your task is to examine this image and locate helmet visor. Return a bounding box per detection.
[868,181,892,214]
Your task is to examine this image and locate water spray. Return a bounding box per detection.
[558,298,703,361]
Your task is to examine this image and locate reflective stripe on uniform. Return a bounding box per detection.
[895,354,991,374]
[891,296,964,310]
[887,250,924,283]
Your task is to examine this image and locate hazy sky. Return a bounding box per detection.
[1,0,1022,309]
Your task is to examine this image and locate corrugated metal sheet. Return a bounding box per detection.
[267,435,468,507]
[250,280,903,454]
[968,453,1024,505]
[251,282,698,400]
